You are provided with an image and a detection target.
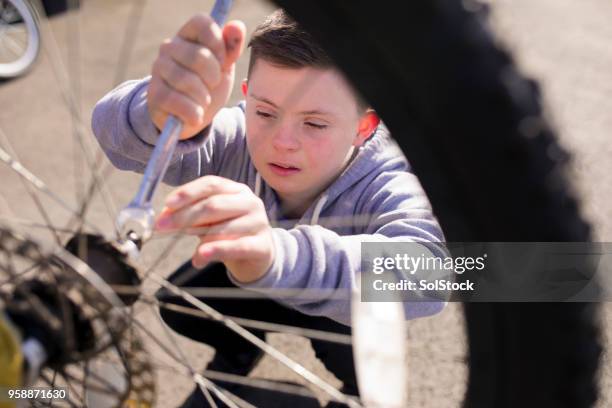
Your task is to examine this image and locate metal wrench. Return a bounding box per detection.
[116,0,233,247]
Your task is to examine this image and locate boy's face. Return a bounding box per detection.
[243,59,378,211]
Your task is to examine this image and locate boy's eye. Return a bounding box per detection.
[305,122,327,130]
[256,110,274,118]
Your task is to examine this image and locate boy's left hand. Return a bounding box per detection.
[155,176,274,283]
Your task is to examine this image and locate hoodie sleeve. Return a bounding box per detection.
[231,166,448,326]
[91,77,246,186]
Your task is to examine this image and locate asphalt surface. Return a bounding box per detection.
[0,0,610,407]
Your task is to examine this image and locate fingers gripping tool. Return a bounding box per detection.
[115,0,233,249]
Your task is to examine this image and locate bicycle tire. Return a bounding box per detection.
[0,0,40,79]
[40,0,73,17]
[273,0,602,407]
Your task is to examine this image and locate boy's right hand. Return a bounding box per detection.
[147,14,246,139]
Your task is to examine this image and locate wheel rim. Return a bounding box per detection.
[0,0,40,78]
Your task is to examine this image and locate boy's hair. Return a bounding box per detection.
[247,9,368,113]
[247,9,332,76]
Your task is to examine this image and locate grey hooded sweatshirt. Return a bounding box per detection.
[92,78,446,325]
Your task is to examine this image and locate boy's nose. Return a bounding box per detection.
[271,125,300,151]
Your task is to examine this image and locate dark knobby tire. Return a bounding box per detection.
[273,1,602,407]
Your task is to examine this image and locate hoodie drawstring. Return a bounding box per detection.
[310,194,327,226]
[254,172,261,197]
[254,171,326,226]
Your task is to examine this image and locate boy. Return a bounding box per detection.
[93,9,444,407]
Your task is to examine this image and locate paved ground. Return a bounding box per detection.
[0,0,610,407]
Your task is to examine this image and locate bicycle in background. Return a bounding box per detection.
[0,0,73,80]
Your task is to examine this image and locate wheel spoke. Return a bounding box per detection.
[0,127,64,246]
[150,212,381,242]
[39,370,59,408]
[3,23,27,36]
[57,371,85,408]
[0,259,43,288]
[81,361,89,407]
[70,0,149,223]
[113,283,350,302]
[127,311,243,408]
[149,297,352,345]
[149,355,321,403]
[65,162,119,239]
[62,365,124,397]
[149,273,361,407]
[1,31,25,56]
[0,215,80,235]
[0,38,14,60]
[27,8,122,239]
[153,309,220,407]
[140,233,185,281]
[0,142,104,237]
[65,7,85,222]
[112,0,147,87]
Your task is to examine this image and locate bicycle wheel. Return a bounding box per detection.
[273,0,602,407]
[0,0,40,79]
[0,1,407,407]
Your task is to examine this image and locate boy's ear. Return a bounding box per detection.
[353,110,380,147]
[241,79,248,97]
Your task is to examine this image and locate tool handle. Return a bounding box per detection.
[130,0,233,209]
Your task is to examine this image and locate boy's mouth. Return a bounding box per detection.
[269,162,301,176]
